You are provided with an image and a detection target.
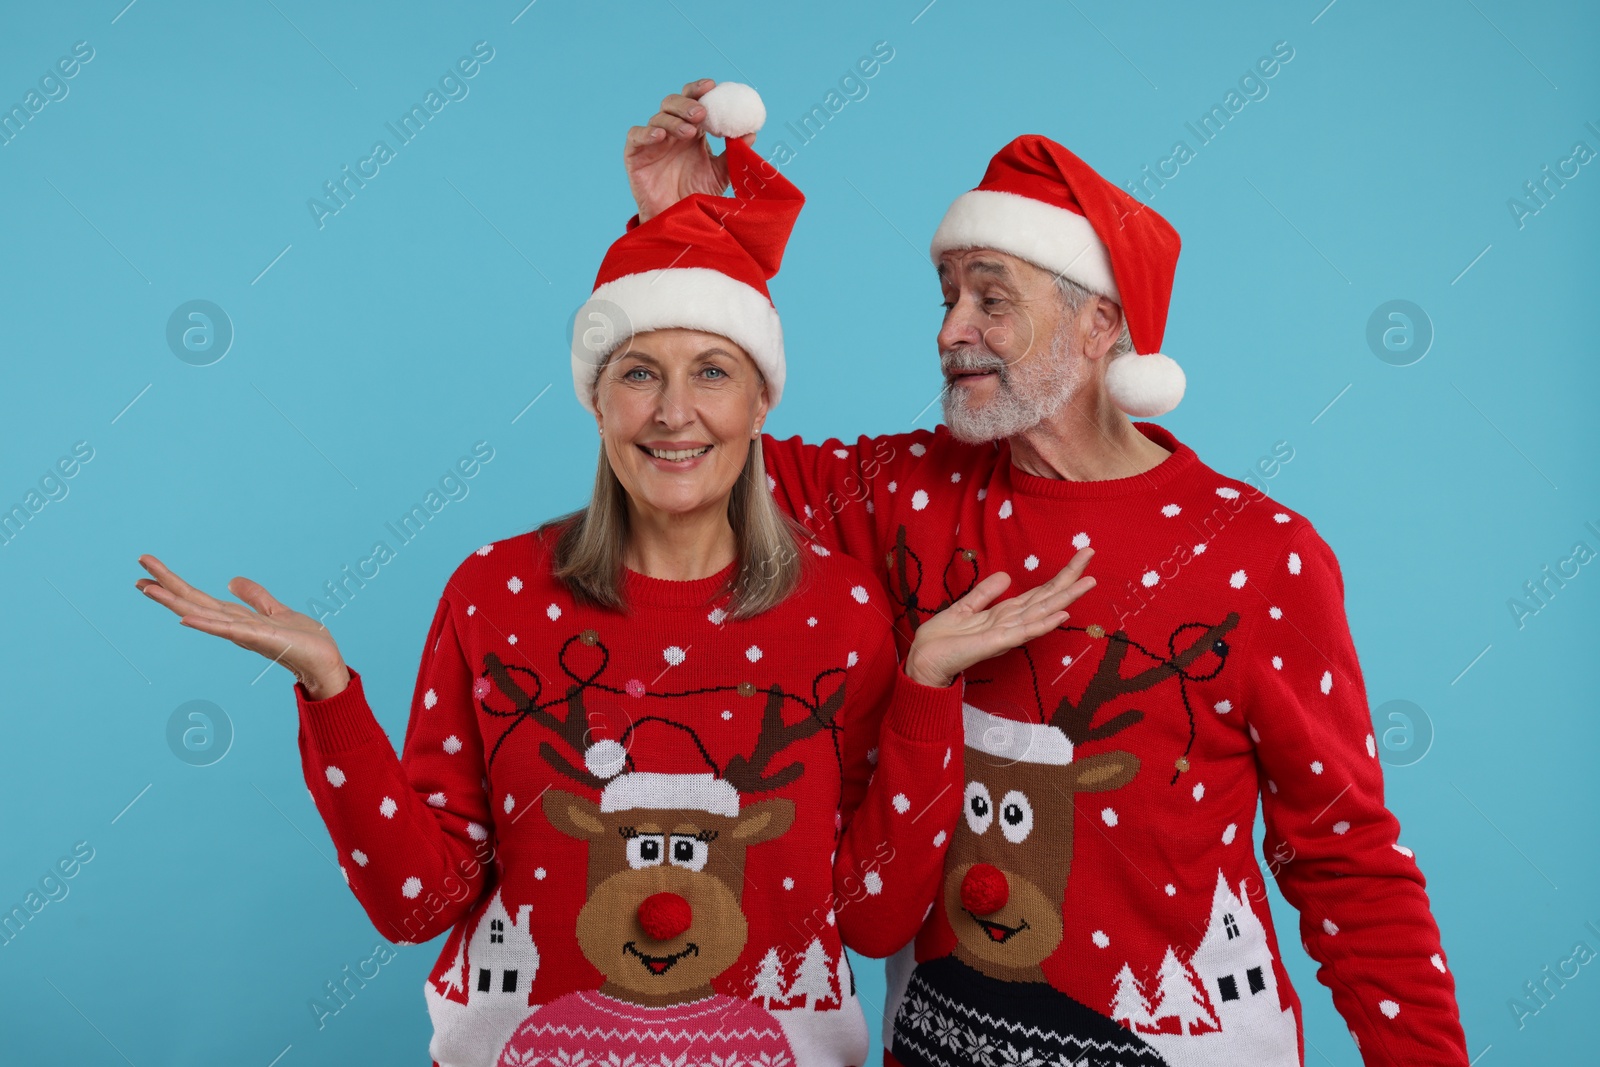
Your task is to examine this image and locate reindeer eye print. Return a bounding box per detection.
[963,781,994,835]
[668,834,709,872]
[626,834,667,869]
[998,790,1034,844]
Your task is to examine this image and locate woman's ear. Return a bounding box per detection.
[752,380,772,438]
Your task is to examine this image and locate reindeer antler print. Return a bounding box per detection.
[887,524,981,632]
[722,680,847,794]
[1052,612,1241,784]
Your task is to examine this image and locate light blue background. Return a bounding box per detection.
[1,1,1596,1063]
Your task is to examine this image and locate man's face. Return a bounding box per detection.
[936,249,1081,443]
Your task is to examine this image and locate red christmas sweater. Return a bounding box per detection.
[760,420,1469,1067]
[294,527,964,1067]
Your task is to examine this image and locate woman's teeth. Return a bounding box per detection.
[646,445,711,461]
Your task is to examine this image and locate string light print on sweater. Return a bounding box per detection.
[296,528,963,1067]
[761,420,1469,1065]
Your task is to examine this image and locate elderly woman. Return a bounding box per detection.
[134,91,1095,1067]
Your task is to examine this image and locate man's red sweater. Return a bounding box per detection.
[761,421,1470,1067]
[294,529,963,1067]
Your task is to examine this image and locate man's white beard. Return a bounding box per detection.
[941,324,1082,444]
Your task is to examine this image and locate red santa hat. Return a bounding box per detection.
[586,718,741,817]
[570,84,802,415]
[929,135,1185,417]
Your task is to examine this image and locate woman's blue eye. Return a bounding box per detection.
[702,366,725,379]
[625,367,650,381]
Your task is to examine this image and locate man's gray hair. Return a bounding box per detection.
[1053,274,1134,358]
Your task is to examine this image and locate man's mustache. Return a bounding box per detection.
[940,346,1009,381]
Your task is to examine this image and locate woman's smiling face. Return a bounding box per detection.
[595,328,770,522]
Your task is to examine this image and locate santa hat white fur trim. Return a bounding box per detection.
[599,771,741,817]
[1106,351,1185,418]
[963,704,1075,765]
[699,81,766,138]
[571,267,785,414]
[930,189,1120,302]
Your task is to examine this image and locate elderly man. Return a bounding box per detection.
[611,80,1469,1067]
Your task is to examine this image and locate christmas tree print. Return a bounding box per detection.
[1150,947,1217,1036]
[1111,963,1156,1031]
[788,938,836,1010]
[752,947,789,1008]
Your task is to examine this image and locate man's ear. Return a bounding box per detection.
[1083,295,1126,363]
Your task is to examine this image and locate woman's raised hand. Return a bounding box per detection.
[134,554,351,700]
[624,78,757,222]
[904,548,1096,689]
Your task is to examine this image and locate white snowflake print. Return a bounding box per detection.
[998,499,1013,519]
[476,544,493,556]
[1288,552,1302,575]
[1379,999,1400,1019]
[766,473,777,491]
[1164,884,1176,896]
[467,822,487,841]
[507,634,518,645]
[1272,655,1283,670]
[1229,569,1247,589]
[943,747,951,768]
[466,605,476,616]
[1072,531,1090,549]
[866,747,878,765]
[864,870,884,895]
[833,448,849,458]
[1060,654,1073,668]
[1323,918,1339,935]
[1250,724,1261,743]
[1216,487,1240,500]
[1268,780,1278,794]
[507,575,523,594]
[1311,761,1325,774]
[546,603,561,621]
[912,489,930,511]
[1023,554,1039,570]
[887,480,897,493]
[503,794,515,814]
[402,876,422,899]
[352,849,368,866]
[806,616,818,627]
[745,645,763,662]
[1431,953,1447,973]
[810,542,831,556]
[443,735,463,754]
[783,876,795,890]
[1274,512,1291,523]
[1214,699,1232,714]
[910,442,927,457]
[1161,503,1181,517]
[933,830,947,847]
[1101,807,1118,826]
[1333,820,1351,835]
[1192,783,1205,801]
[423,689,438,709]
[1269,606,1283,619]
[534,867,546,880]
[850,585,870,604]
[325,766,347,788]
[662,645,687,666]
[1366,733,1377,758]
[427,792,447,807]
[1222,823,1238,844]
[846,651,858,667]
[721,709,733,720]
[1091,930,1110,948]
[1141,571,1159,587]
[1394,843,1415,858]
[379,797,398,818]
[892,793,911,814]
[1320,670,1334,694]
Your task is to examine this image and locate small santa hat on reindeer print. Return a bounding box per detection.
[929,135,1186,417]
[588,717,742,817]
[570,84,802,415]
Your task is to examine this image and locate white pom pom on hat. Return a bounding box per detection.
[1105,351,1186,418]
[698,81,766,138]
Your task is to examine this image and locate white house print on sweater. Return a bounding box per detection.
[1117,869,1297,1067]
[427,889,542,1067]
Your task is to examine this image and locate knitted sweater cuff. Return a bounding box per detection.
[296,668,391,753]
[883,667,963,743]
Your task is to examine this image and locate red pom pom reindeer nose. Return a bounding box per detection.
[960,863,1010,915]
[638,892,692,941]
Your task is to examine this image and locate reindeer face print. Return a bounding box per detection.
[544,790,794,1005]
[945,741,1137,975]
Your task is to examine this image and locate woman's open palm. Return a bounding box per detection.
[905,548,1096,688]
[134,554,349,699]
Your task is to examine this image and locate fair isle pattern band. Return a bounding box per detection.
[929,189,1121,302]
[570,267,785,415]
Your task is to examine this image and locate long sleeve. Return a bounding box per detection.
[295,591,496,945]
[1244,525,1468,1064]
[761,432,904,561]
[833,623,964,958]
